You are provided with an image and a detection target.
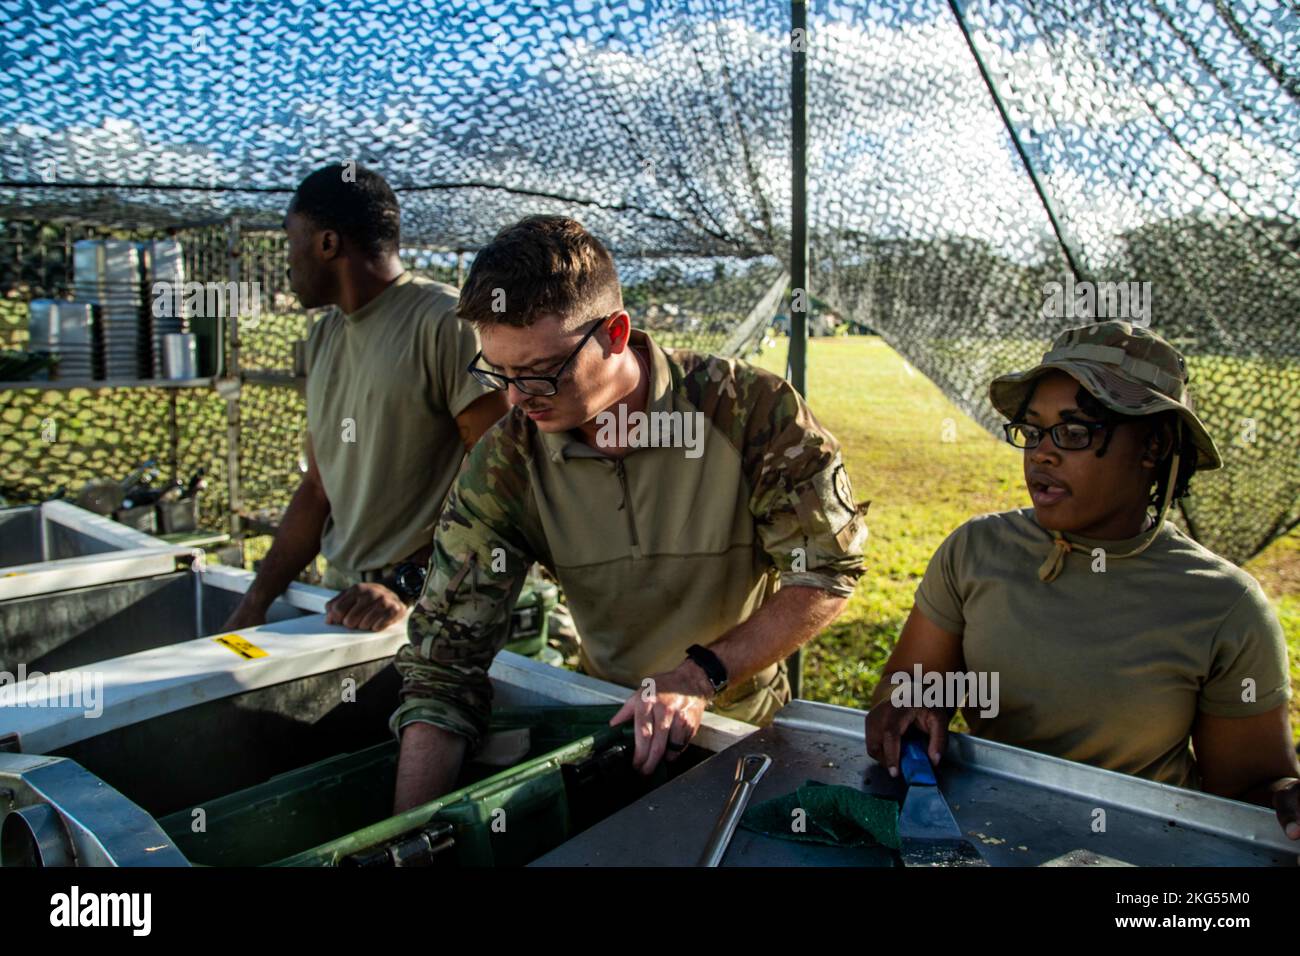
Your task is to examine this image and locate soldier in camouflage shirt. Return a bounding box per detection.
[392,216,867,811]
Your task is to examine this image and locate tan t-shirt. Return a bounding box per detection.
[304,273,492,576]
[914,508,1290,789]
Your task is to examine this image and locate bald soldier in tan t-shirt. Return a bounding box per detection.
[224,164,507,632]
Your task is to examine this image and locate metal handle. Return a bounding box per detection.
[698,753,771,867]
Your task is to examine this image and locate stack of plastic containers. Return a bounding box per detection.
[140,238,187,377]
[27,300,96,380]
[73,239,144,379]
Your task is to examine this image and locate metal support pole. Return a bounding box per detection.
[789,0,809,399]
[787,0,809,700]
[224,216,243,537]
[168,390,179,484]
[456,249,465,287]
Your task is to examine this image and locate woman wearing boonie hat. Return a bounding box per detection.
[866,320,1298,841]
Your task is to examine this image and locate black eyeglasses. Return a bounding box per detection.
[467,314,611,397]
[1003,420,1111,451]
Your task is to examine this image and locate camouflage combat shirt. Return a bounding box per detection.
[391,329,868,748]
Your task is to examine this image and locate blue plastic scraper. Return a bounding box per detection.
[898,738,987,867]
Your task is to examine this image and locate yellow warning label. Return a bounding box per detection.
[213,634,268,659]
[3,571,24,577]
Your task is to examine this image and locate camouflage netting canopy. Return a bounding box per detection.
[0,0,1296,562]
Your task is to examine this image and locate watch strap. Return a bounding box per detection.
[685,644,728,692]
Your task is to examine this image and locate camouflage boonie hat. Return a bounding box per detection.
[989,320,1222,471]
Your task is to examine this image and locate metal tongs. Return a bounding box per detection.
[698,753,772,867]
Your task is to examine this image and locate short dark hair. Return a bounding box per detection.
[289,163,400,258]
[457,215,622,327]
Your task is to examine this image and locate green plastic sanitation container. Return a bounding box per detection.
[157,705,671,867]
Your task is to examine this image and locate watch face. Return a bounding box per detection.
[395,564,426,599]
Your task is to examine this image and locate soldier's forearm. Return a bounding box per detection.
[241,476,331,612]
[705,585,847,689]
[393,721,470,814]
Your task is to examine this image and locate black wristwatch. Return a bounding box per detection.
[685,644,728,695]
[390,561,428,604]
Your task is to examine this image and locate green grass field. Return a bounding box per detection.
[750,335,1300,741]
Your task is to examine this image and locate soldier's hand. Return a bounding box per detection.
[610,664,710,776]
[325,583,408,631]
[865,699,950,779]
[1273,779,1300,840]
